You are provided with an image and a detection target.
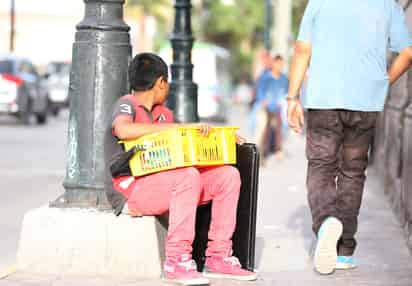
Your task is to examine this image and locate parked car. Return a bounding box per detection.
[159,42,232,122]
[0,54,49,124]
[44,61,71,116]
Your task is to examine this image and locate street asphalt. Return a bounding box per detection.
[0,113,67,272]
[0,105,412,285]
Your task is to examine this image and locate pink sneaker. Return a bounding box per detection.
[203,256,257,281]
[163,255,210,285]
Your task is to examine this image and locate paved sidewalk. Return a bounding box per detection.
[1,105,412,285]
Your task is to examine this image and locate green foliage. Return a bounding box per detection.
[125,0,172,51]
[197,0,308,81]
[200,0,265,47]
[125,0,309,81]
[292,0,308,37]
[126,0,171,21]
[193,0,265,81]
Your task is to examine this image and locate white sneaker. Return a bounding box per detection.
[313,217,343,275]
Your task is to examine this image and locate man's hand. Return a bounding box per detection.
[286,41,311,134]
[389,46,412,85]
[236,134,246,145]
[287,99,305,133]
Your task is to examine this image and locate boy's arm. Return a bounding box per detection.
[113,117,211,140]
[389,46,412,85]
[113,116,179,140]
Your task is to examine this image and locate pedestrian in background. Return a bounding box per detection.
[251,54,289,163]
[287,0,412,275]
[249,51,273,152]
[265,55,289,159]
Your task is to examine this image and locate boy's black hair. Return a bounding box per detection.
[128,53,168,92]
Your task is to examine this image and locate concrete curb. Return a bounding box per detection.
[0,265,17,280]
[16,206,166,278]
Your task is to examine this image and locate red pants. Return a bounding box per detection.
[113,166,241,260]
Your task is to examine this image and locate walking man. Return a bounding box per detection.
[287,0,412,275]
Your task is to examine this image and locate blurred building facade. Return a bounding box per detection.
[0,0,152,67]
[0,0,83,66]
[374,0,412,253]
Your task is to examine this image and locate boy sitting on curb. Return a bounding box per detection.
[104,53,257,285]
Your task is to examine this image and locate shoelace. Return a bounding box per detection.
[223,256,241,267]
[178,259,197,271]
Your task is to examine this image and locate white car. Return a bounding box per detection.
[0,54,49,124]
[44,62,71,116]
[160,42,232,122]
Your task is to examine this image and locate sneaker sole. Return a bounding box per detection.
[314,218,343,275]
[335,263,357,270]
[202,271,258,281]
[163,277,210,286]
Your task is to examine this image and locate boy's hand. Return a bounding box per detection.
[198,123,210,136]
[236,134,246,145]
[287,99,305,133]
[185,123,211,136]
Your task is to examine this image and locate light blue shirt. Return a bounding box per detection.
[255,69,273,103]
[298,0,412,111]
[266,74,289,113]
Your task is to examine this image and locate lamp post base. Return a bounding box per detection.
[50,189,112,211]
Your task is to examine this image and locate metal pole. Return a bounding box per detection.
[10,0,15,52]
[264,0,272,51]
[272,0,292,59]
[168,0,199,123]
[50,0,131,209]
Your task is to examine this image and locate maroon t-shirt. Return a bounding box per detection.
[110,94,174,198]
[111,94,174,126]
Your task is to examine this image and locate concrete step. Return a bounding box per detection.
[16,206,166,279]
